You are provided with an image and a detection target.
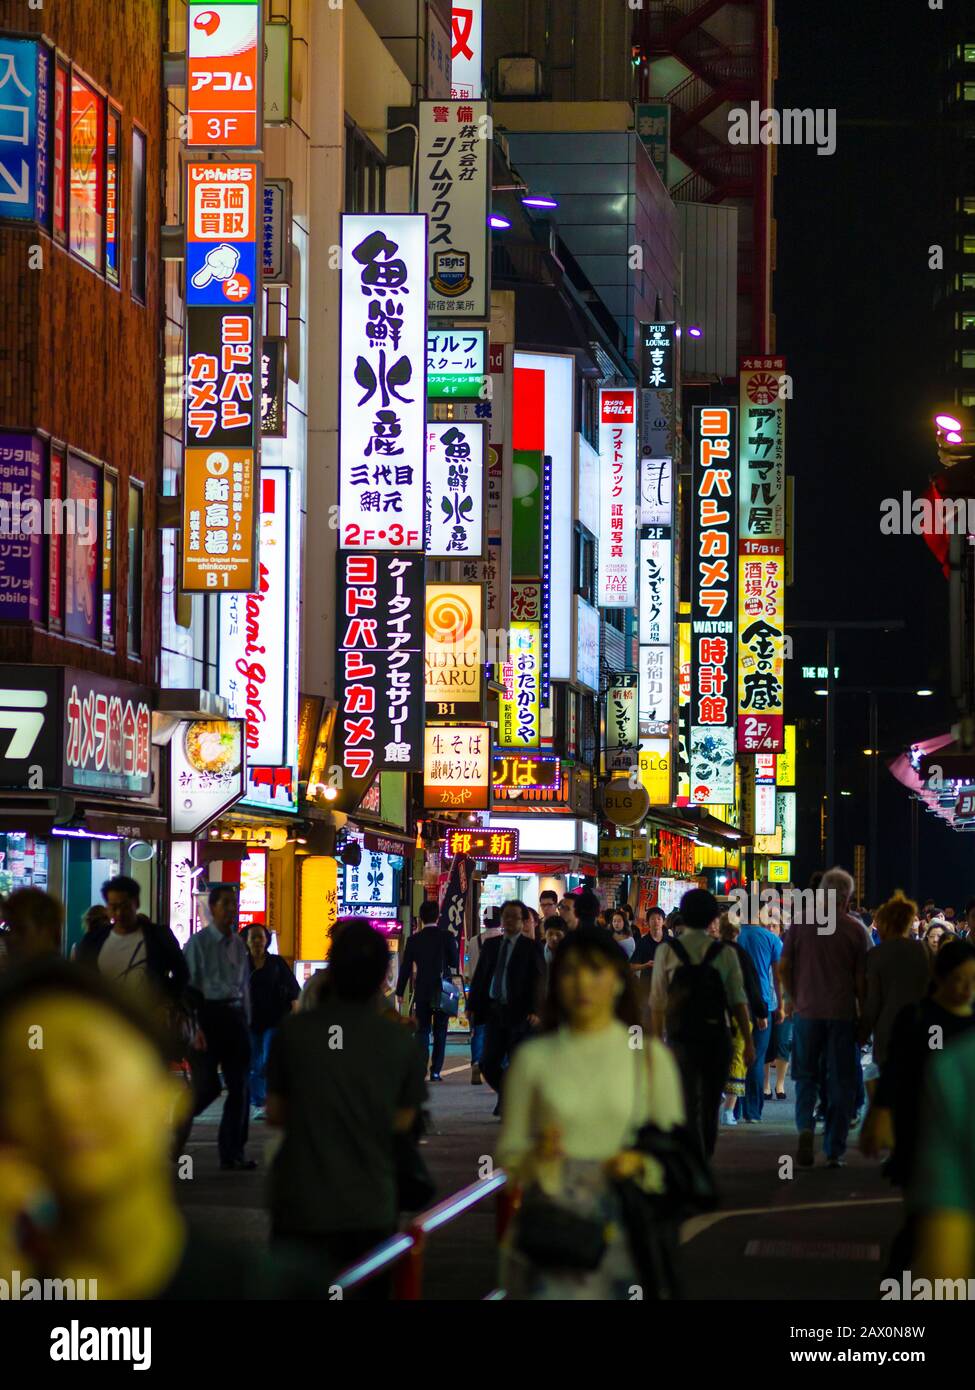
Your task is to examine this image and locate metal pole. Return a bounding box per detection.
[910,794,919,903]
[825,627,836,867]
[868,692,878,908]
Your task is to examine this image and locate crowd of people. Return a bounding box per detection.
[1,869,974,1300]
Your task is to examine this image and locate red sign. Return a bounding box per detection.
[600,391,635,424]
[186,2,262,150]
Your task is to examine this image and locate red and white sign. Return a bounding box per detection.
[450,0,482,98]
[598,388,637,608]
[186,3,262,150]
[63,675,152,796]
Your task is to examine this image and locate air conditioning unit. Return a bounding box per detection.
[494,55,546,99]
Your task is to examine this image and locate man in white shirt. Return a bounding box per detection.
[183,886,254,1171]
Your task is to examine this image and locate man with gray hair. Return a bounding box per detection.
[780,865,867,1169]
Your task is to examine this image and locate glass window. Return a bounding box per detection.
[101,471,115,648]
[964,198,975,215]
[0,834,49,896]
[48,443,65,632]
[963,313,975,331]
[69,71,105,271]
[105,105,121,286]
[53,60,68,245]
[127,482,143,658]
[131,126,147,303]
[961,393,975,407]
[965,83,975,101]
[65,452,100,644]
[344,121,386,213]
[963,236,975,255]
[963,351,975,369]
[966,44,975,63]
[962,273,975,289]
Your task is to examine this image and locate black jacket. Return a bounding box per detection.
[468,931,543,1024]
[396,926,459,1009]
[727,940,768,1022]
[77,919,189,1000]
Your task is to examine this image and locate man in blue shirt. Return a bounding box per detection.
[737,911,784,1122]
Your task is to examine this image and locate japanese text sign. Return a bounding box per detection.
[423,724,490,809]
[446,827,518,861]
[186,160,259,308]
[339,214,427,550]
[425,583,483,718]
[186,2,262,150]
[598,388,637,607]
[499,621,541,749]
[425,421,484,557]
[418,101,490,321]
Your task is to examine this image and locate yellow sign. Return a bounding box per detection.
[299,856,338,959]
[753,826,783,856]
[423,724,490,809]
[768,859,791,883]
[602,780,650,827]
[777,724,796,787]
[499,621,541,749]
[424,584,482,717]
[631,834,649,862]
[599,837,633,868]
[639,738,671,806]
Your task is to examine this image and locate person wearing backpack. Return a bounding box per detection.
[396,900,459,1081]
[649,888,755,1159]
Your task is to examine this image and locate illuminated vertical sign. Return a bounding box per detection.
[690,406,737,804]
[336,552,425,779]
[450,0,483,98]
[499,621,541,749]
[598,388,637,608]
[738,357,786,752]
[638,534,672,729]
[0,38,46,224]
[418,101,490,321]
[641,457,672,527]
[186,2,262,151]
[425,421,485,557]
[339,214,427,550]
[424,583,483,718]
[777,724,796,787]
[606,672,639,774]
[185,160,259,307]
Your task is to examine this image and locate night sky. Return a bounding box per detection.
[773,1,972,905]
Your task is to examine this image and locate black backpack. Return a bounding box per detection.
[665,938,729,1043]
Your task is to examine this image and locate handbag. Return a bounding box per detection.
[514,1188,608,1272]
[626,1044,718,1220]
[434,930,460,1016]
[394,1133,436,1212]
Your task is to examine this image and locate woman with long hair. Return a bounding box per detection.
[608,909,636,959]
[861,893,930,1071]
[497,928,684,1299]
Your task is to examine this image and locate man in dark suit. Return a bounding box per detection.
[396,899,459,1081]
[468,899,544,1113]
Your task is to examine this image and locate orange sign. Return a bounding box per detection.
[181,446,255,590]
[186,3,262,150]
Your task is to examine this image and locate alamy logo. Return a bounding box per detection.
[0,688,47,759]
[50,1320,151,1371]
[728,102,836,156]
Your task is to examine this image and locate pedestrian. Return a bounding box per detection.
[650,888,754,1159]
[498,928,685,1299]
[70,904,110,960]
[77,876,188,1004]
[923,920,950,966]
[861,893,931,1071]
[542,921,565,981]
[244,925,300,1122]
[736,905,784,1122]
[183,886,255,1172]
[608,909,636,959]
[718,916,768,1127]
[557,895,579,931]
[959,899,975,941]
[573,887,601,932]
[0,958,334,1298]
[266,921,427,1294]
[779,866,867,1169]
[539,889,560,923]
[465,906,502,1084]
[0,888,64,964]
[395,899,459,1082]
[630,906,667,1024]
[467,899,544,1115]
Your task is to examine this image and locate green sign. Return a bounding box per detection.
[635,103,670,188]
[427,329,486,399]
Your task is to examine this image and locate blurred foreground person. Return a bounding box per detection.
[911,1017,975,1285]
[245,925,300,1121]
[862,939,975,1273]
[718,916,767,1128]
[498,929,685,1300]
[70,904,110,960]
[267,922,426,1295]
[183,886,254,1171]
[0,960,330,1298]
[1,888,63,964]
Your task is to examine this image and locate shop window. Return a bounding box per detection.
[0,835,49,896]
[105,105,121,287]
[48,442,65,632]
[131,126,147,303]
[65,452,101,645]
[127,481,143,658]
[345,121,386,213]
[574,523,596,602]
[963,235,975,255]
[53,59,69,246]
[69,69,105,272]
[101,470,116,649]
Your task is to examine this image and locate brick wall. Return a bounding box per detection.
[0,0,163,685]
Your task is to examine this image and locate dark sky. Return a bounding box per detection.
[773,0,972,905]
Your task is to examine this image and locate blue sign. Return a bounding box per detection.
[0,39,40,221]
[185,240,258,307]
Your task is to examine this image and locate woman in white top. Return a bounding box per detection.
[498,928,685,1299]
[608,910,636,960]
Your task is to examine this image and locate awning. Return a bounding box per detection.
[646,805,753,850]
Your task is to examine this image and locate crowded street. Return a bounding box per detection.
[3,0,975,1369]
